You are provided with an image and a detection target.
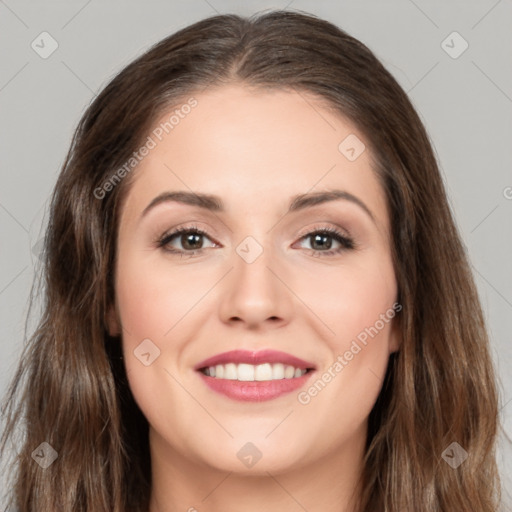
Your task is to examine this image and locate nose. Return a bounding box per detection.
[218,241,294,330]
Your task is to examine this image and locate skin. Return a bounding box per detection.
[107,84,401,512]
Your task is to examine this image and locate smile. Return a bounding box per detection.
[194,349,316,401]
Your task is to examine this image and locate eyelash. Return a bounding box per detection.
[155,223,355,258]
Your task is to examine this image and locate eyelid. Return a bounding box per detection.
[295,221,354,241]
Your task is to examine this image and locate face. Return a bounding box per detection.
[108,84,400,475]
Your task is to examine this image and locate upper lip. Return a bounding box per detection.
[194,349,316,371]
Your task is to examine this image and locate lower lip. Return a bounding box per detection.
[197,371,314,402]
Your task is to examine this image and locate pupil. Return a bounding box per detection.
[183,233,202,250]
[312,234,332,250]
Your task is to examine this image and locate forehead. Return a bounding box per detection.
[120,84,388,232]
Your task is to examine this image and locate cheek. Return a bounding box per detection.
[114,255,200,345]
[114,257,194,429]
[301,254,397,342]
[296,258,397,424]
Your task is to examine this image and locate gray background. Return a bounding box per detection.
[1,0,511,503]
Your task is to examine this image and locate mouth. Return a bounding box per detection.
[194,349,316,378]
[194,349,316,402]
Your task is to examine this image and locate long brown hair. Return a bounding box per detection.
[1,10,502,511]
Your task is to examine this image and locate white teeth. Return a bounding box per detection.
[238,363,255,381]
[201,362,308,381]
[272,363,284,379]
[224,363,237,380]
[255,363,272,381]
[284,365,295,379]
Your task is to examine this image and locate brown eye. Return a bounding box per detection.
[158,227,216,255]
[297,228,354,256]
[178,232,204,250]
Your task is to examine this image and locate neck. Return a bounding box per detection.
[148,426,366,512]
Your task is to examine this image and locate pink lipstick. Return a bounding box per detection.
[194,349,316,402]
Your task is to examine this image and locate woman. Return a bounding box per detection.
[1,10,502,512]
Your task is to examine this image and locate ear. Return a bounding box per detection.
[106,304,121,337]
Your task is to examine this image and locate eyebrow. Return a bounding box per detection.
[140,189,375,223]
